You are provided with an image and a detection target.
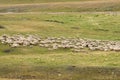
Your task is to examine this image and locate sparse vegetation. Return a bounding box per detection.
[0,0,120,12]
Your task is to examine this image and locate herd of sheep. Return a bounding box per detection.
[0,34,120,52]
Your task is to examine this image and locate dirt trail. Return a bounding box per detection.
[0,12,120,15]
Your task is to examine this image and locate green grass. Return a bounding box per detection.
[0,43,120,80]
[0,44,120,67]
[0,0,120,79]
[0,13,120,40]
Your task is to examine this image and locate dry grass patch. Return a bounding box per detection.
[0,0,120,12]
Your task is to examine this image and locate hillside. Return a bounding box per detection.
[0,13,120,40]
[0,0,120,12]
[0,0,120,80]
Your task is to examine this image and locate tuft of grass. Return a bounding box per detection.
[0,25,5,29]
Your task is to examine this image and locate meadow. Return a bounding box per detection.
[0,13,120,40]
[0,0,120,80]
[0,0,120,12]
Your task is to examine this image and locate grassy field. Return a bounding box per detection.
[0,43,120,80]
[0,12,120,79]
[0,0,120,12]
[0,13,120,40]
[0,0,120,80]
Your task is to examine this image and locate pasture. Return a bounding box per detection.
[0,0,120,12]
[0,13,120,40]
[0,0,120,80]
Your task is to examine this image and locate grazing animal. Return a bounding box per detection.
[0,34,120,52]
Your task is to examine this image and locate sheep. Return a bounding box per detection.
[0,34,120,52]
[11,43,19,48]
